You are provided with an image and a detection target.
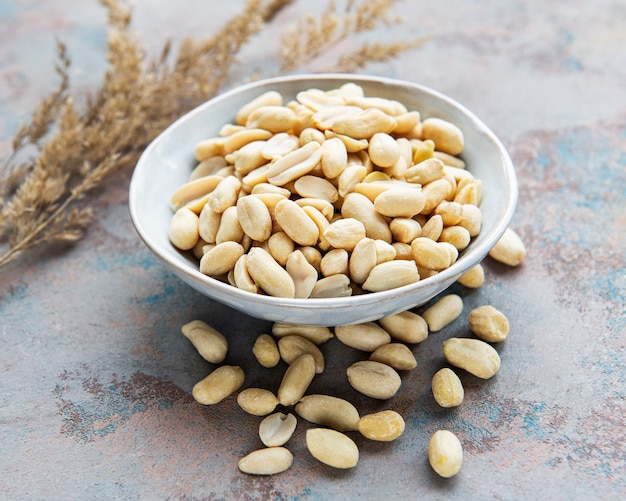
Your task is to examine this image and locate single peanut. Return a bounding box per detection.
[306,428,359,469]
[421,117,465,156]
[277,353,316,406]
[252,333,280,368]
[246,247,296,298]
[431,368,464,407]
[192,365,245,405]
[489,227,526,266]
[271,323,334,345]
[259,412,297,447]
[236,195,272,242]
[362,260,420,292]
[457,263,485,288]
[169,207,199,250]
[357,410,405,441]
[238,447,293,475]
[278,335,325,374]
[346,360,402,400]
[422,294,464,332]
[442,337,501,379]
[468,305,510,342]
[369,343,417,371]
[199,241,244,276]
[237,387,279,416]
[295,394,360,432]
[428,430,463,478]
[335,322,391,352]
[181,320,228,364]
[378,311,429,344]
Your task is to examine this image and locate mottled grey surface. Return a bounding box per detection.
[1,1,624,500]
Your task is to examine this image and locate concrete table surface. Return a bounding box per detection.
[1,1,624,499]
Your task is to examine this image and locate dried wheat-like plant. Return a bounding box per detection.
[0,0,425,270]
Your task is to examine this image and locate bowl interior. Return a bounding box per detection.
[129,74,517,325]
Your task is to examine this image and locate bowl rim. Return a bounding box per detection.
[129,73,518,313]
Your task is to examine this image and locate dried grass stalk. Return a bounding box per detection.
[0,0,425,270]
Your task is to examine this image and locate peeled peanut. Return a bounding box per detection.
[323,218,366,251]
[232,254,258,293]
[428,430,463,478]
[306,428,359,469]
[362,260,420,292]
[443,337,501,379]
[390,218,422,243]
[489,227,526,266]
[170,175,223,211]
[342,192,393,243]
[181,320,228,364]
[236,195,272,242]
[459,203,483,237]
[374,239,397,263]
[189,156,228,181]
[238,447,293,475]
[439,225,471,250]
[404,157,445,185]
[320,248,349,277]
[285,249,318,298]
[235,90,283,125]
[245,105,298,133]
[271,323,334,345]
[259,412,297,447]
[332,107,397,139]
[369,132,400,168]
[347,360,402,400]
[198,204,221,244]
[309,273,353,298]
[237,387,279,416]
[321,136,348,178]
[215,205,243,244]
[169,207,199,250]
[411,237,451,271]
[468,305,510,342]
[246,247,296,298]
[199,241,244,276]
[369,343,417,371]
[349,237,378,285]
[421,117,465,156]
[378,311,428,344]
[229,140,268,176]
[277,353,316,406]
[458,263,485,288]
[346,95,407,116]
[335,322,391,352]
[431,368,464,408]
[374,188,426,218]
[192,365,245,405]
[278,335,325,374]
[357,410,405,441]
[420,214,443,241]
[261,132,299,160]
[296,394,360,432]
[267,231,295,266]
[209,175,241,213]
[337,164,368,198]
[422,294,464,332]
[294,175,338,202]
[274,198,320,247]
[266,142,322,186]
[252,333,280,368]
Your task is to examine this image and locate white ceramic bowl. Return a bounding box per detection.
[129,74,517,326]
